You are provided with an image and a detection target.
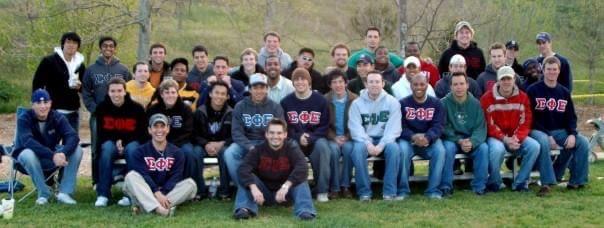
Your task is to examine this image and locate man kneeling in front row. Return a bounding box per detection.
[233,118,316,220]
[123,113,197,216]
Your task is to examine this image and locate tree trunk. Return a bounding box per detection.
[398,0,407,57]
[137,0,151,61]
[264,0,276,33]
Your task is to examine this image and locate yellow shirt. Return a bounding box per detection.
[179,83,199,111]
[126,80,156,109]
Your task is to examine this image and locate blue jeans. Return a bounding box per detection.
[298,138,331,194]
[97,140,139,197]
[59,111,80,134]
[181,143,206,196]
[442,140,488,192]
[328,140,354,190]
[533,129,589,185]
[487,137,539,190]
[234,176,316,218]
[529,130,560,185]
[399,139,445,197]
[351,139,401,198]
[224,140,263,186]
[199,144,231,196]
[17,146,83,199]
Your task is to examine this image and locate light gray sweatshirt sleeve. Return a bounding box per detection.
[378,97,402,147]
[348,100,372,145]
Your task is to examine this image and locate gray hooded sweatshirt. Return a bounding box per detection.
[82,56,131,113]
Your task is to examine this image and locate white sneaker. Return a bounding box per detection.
[56,193,77,205]
[35,197,49,205]
[117,196,131,206]
[94,196,109,207]
[316,193,329,202]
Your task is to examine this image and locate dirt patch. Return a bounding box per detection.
[1,106,603,179]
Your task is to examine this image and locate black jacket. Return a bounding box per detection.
[230,64,266,87]
[192,104,233,147]
[282,62,328,94]
[32,53,86,110]
[147,97,193,147]
[438,40,486,80]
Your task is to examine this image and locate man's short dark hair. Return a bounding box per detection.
[449,72,469,85]
[298,47,315,57]
[213,56,229,66]
[132,61,149,73]
[98,36,117,49]
[191,45,208,57]
[543,56,561,69]
[206,80,230,107]
[170,58,189,72]
[327,69,348,85]
[330,43,350,57]
[107,77,127,92]
[266,118,288,133]
[60,32,81,50]
[265,55,281,66]
[149,43,167,55]
[366,26,381,36]
[405,41,420,51]
[263,31,281,42]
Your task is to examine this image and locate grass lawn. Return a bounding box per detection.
[1,161,603,227]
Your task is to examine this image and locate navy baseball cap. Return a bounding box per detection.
[31,89,51,103]
[536,32,551,43]
[356,54,374,64]
[506,40,519,51]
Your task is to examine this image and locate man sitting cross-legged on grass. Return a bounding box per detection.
[480,66,540,192]
[13,89,82,205]
[398,73,447,200]
[123,113,197,217]
[348,71,404,201]
[94,77,147,207]
[527,56,589,196]
[233,118,316,220]
[440,72,489,196]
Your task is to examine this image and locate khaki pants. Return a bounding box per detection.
[123,171,197,212]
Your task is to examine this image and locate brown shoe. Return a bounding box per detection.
[341,188,353,198]
[537,186,551,197]
[328,191,339,200]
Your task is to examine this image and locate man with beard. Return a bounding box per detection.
[325,43,358,80]
[264,55,294,103]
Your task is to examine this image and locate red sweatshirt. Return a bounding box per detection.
[480,85,532,142]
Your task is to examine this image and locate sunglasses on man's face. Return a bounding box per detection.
[301,56,313,62]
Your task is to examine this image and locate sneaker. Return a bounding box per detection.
[359,195,371,202]
[427,194,442,200]
[94,196,109,207]
[537,186,551,197]
[316,193,329,202]
[117,196,131,206]
[328,191,339,200]
[394,195,407,201]
[340,187,353,198]
[233,208,251,220]
[383,195,395,201]
[56,193,77,205]
[298,212,315,220]
[442,189,453,198]
[35,197,48,205]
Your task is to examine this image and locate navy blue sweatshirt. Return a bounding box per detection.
[129,141,185,194]
[13,109,80,170]
[526,81,578,135]
[399,95,446,143]
[280,91,330,146]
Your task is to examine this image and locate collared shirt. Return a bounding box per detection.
[268,76,295,103]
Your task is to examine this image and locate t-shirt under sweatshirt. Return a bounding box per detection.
[238,141,309,191]
[280,91,330,145]
[399,95,446,143]
[526,80,578,135]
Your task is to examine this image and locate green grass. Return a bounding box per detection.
[2,161,604,227]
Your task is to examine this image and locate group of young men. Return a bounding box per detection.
[11,20,589,220]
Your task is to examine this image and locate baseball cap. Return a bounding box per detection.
[497,66,515,81]
[404,56,421,68]
[536,32,551,43]
[149,113,170,127]
[31,89,51,103]
[522,58,540,70]
[249,73,268,86]
[449,54,466,65]
[505,40,519,51]
[455,21,475,35]
[356,54,374,65]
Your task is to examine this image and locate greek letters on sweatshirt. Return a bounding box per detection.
[82,56,131,113]
[281,91,329,144]
[527,81,578,135]
[147,98,193,147]
[441,92,487,149]
[238,141,308,191]
[232,97,284,151]
[348,89,402,147]
[399,95,446,143]
[95,94,147,147]
[129,141,185,194]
